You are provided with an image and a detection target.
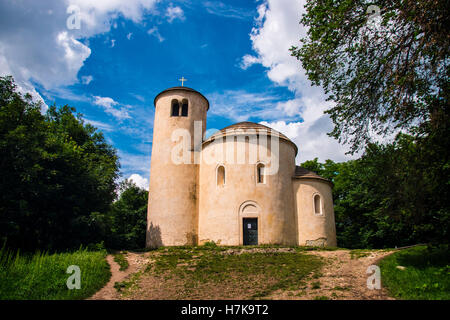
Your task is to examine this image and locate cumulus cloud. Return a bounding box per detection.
[93,96,131,120]
[0,0,163,182]
[247,0,307,91]
[0,0,158,102]
[259,118,352,163]
[239,54,261,70]
[68,0,158,33]
[242,0,356,163]
[128,173,149,190]
[165,5,185,23]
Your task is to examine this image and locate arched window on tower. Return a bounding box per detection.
[314,194,322,215]
[256,163,265,184]
[171,100,180,116]
[217,165,225,186]
[181,99,188,117]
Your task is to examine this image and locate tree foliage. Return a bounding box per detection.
[293,0,449,248]
[103,180,148,250]
[291,0,449,152]
[302,133,449,248]
[0,75,120,252]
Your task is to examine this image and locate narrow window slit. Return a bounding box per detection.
[171,100,180,116]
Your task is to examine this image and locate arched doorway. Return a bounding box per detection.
[238,201,261,245]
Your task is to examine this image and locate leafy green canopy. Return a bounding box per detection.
[100,180,148,250]
[291,0,449,152]
[0,75,120,252]
[302,133,449,248]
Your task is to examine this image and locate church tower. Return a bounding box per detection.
[146,86,209,247]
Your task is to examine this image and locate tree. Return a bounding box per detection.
[291,0,449,152]
[300,157,340,182]
[0,76,120,252]
[105,180,148,250]
[293,1,449,248]
[302,133,449,248]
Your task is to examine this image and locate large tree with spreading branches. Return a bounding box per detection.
[291,0,449,152]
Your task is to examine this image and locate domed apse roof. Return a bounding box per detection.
[153,86,210,110]
[294,166,333,185]
[203,121,298,155]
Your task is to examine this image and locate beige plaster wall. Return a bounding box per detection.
[146,90,207,247]
[198,134,298,245]
[293,179,337,247]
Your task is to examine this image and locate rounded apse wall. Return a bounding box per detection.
[198,131,298,245]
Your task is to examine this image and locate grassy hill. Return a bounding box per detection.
[115,244,326,299]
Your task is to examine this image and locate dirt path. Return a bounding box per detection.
[268,249,395,300]
[88,252,147,300]
[89,249,396,300]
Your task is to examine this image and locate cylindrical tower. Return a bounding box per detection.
[292,167,337,247]
[146,87,209,247]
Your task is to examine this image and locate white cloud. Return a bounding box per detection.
[118,150,151,179]
[239,54,261,70]
[130,93,145,102]
[148,26,165,42]
[128,173,149,190]
[127,32,133,40]
[242,0,356,163]
[248,0,307,91]
[56,31,92,85]
[110,39,116,48]
[0,0,158,104]
[69,0,158,33]
[0,47,48,111]
[93,96,118,108]
[93,96,131,120]
[84,118,114,132]
[203,1,253,20]
[207,90,294,123]
[166,5,185,23]
[81,75,93,85]
[0,0,165,180]
[260,119,356,163]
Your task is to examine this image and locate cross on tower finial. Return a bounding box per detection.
[178,76,187,87]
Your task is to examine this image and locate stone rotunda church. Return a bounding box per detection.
[146,86,337,248]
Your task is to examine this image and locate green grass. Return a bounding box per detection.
[350,249,371,259]
[333,285,350,291]
[146,245,324,299]
[0,247,111,300]
[113,252,129,271]
[379,245,450,300]
[114,271,142,295]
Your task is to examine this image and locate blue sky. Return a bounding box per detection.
[0,0,355,189]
